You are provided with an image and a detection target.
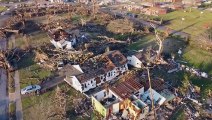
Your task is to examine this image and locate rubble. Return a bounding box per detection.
[167,59,209,78]
[106,19,134,34]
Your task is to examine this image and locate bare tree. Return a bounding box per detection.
[150,23,165,61]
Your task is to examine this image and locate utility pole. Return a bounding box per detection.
[147,67,156,120]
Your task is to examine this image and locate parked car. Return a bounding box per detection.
[1,12,5,15]
[21,85,41,95]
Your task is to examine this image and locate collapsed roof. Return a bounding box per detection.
[110,77,143,99]
[134,49,157,64]
[48,29,70,42]
[76,50,127,83]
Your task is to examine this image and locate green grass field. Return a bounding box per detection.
[183,46,212,75]
[8,31,50,49]
[117,8,212,99]
[160,9,212,36]
[128,34,155,50]
[22,83,90,120]
[17,52,52,88]
[22,90,54,120]
[0,6,7,12]
[159,9,212,97]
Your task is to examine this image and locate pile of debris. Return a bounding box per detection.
[73,98,92,116]
[106,19,134,34]
[34,44,94,70]
[167,59,209,78]
[0,48,29,70]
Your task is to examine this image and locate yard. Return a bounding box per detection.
[128,34,155,50]
[183,46,212,75]
[158,9,212,99]
[159,9,212,36]
[128,34,186,56]
[22,83,93,120]
[0,6,7,12]
[17,52,52,88]
[128,32,212,99]
[8,31,50,49]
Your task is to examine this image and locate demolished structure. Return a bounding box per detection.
[65,50,128,92]
[127,49,158,68]
[91,74,170,119]
[49,29,77,50]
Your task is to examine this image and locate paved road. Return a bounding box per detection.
[0,69,8,120]
[0,28,8,120]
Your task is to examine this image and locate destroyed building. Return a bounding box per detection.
[127,49,158,68]
[65,50,128,92]
[91,74,170,120]
[91,76,148,119]
[49,29,77,50]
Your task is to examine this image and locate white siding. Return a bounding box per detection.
[72,65,84,73]
[92,89,120,101]
[127,55,142,68]
[139,87,144,97]
[93,89,107,101]
[82,78,96,92]
[69,76,82,92]
[71,64,128,93]
[106,69,118,81]
[112,103,120,113]
[142,89,166,106]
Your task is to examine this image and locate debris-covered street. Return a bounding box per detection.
[0,0,212,120]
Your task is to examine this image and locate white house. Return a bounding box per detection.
[127,49,157,68]
[65,50,128,93]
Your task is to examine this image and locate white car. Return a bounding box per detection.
[21,85,41,95]
[1,12,5,15]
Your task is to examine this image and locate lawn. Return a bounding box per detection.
[191,76,212,99]
[183,46,212,75]
[8,31,50,49]
[22,90,54,120]
[159,9,212,36]
[128,34,186,55]
[158,9,212,97]
[0,6,7,12]
[22,83,91,120]
[128,34,155,50]
[17,52,52,88]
